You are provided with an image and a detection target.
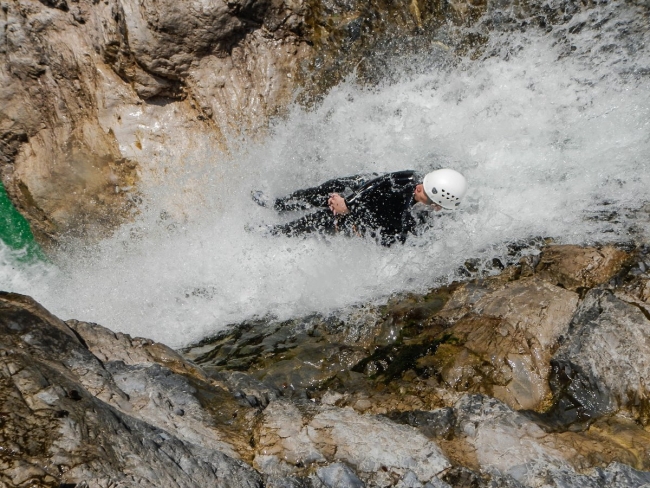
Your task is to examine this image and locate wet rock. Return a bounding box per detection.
[451,394,573,481]
[4,244,650,486]
[68,319,258,459]
[596,462,650,487]
[67,319,207,380]
[1,0,309,246]
[554,415,650,471]
[212,370,282,408]
[387,408,457,440]
[548,288,650,425]
[186,298,444,401]
[265,476,314,488]
[253,400,451,485]
[534,245,630,292]
[185,315,372,395]
[104,360,243,459]
[408,276,579,411]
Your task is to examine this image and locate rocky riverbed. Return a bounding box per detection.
[3,243,650,487]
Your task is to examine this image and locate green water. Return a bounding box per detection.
[0,182,45,263]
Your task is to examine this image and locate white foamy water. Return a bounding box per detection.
[2,1,649,347]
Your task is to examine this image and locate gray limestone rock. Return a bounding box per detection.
[450,394,650,488]
[549,288,650,425]
[253,400,451,485]
[0,292,261,486]
[596,462,650,487]
[316,463,365,488]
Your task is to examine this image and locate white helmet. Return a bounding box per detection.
[422,168,467,209]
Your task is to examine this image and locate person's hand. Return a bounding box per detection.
[328,193,349,215]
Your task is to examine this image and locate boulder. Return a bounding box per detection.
[422,277,579,411]
[448,394,650,487]
[0,292,261,486]
[535,245,630,291]
[253,400,451,486]
[549,288,650,425]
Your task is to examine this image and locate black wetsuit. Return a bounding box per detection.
[271,171,421,246]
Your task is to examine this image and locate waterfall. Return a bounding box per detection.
[1,0,648,348]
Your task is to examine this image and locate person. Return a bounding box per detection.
[251,168,468,246]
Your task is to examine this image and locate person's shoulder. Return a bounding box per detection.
[388,170,417,177]
[388,170,419,185]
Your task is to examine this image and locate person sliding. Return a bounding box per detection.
[251,168,468,246]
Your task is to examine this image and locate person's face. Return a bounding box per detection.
[414,184,443,210]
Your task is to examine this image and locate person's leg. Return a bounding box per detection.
[274,174,377,212]
[270,209,337,236]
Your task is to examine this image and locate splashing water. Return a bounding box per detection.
[2,1,649,347]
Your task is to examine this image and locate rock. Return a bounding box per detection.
[392,246,634,416]
[448,394,650,488]
[548,288,650,425]
[1,0,141,245]
[212,370,283,408]
[254,400,451,485]
[535,245,630,292]
[185,315,376,395]
[4,244,650,486]
[265,476,313,488]
[0,291,262,485]
[596,462,650,487]
[0,0,310,246]
[450,395,572,482]
[554,415,650,471]
[67,319,207,380]
[387,408,457,440]
[316,463,365,488]
[405,276,579,411]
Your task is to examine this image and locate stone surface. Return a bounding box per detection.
[1,0,309,246]
[0,291,261,486]
[67,319,208,380]
[447,394,650,487]
[316,462,366,488]
[427,277,579,411]
[253,400,451,485]
[1,0,141,245]
[549,287,650,426]
[534,245,630,292]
